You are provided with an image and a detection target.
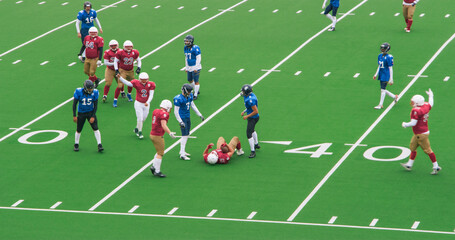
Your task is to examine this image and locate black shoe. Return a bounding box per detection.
[154,171,166,178]
[102,95,107,103]
[150,166,156,175]
[121,92,126,98]
[193,95,198,100]
[74,144,79,152]
[249,151,256,158]
[98,144,104,152]
[94,78,100,88]
[254,144,261,150]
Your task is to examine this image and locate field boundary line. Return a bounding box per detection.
[287,32,455,222]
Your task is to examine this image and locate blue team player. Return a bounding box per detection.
[184,35,202,100]
[76,1,103,62]
[373,42,398,109]
[240,84,260,158]
[322,0,339,31]
[173,83,205,160]
[73,80,104,152]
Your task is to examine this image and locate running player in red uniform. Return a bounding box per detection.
[403,0,420,32]
[83,27,104,88]
[102,39,119,102]
[149,100,176,178]
[118,72,155,139]
[113,40,141,107]
[401,88,441,175]
[203,136,244,164]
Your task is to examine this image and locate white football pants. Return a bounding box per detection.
[134,101,150,122]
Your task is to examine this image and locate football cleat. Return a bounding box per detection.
[134,128,139,136]
[78,55,84,63]
[236,148,245,156]
[193,95,198,100]
[74,144,79,152]
[127,93,133,102]
[180,155,191,160]
[94,78,100,88]
[405,28,411,33]
[102,95,107,103]
[150,165,156,175]
[431,167,441,175]
[249,151,256,158]
[183,152,191,156]
[254,144,261,150]
[138,132,144,139]
[374,105,383,109]
[98,144,104,152]
[113,99,118,108]
[153,171,166,178]
[328,27,335,31]
[121,92,126,98]
[400,163,412,171]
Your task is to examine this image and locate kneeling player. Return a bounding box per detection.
[203,136,244,164]
[73,80,103,152]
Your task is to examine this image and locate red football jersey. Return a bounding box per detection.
[115,49,140,71]
[131,80,156,103]
[410,103,431,134]
[103,49,117,70]
[84,36,104,59]
[204,149,231,164]
[151,109,170,136]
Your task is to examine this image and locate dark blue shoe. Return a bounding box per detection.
[113,99,118,108]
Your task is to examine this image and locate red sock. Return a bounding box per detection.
[428,152,437,163]
[410,151,417,160]
[128,86,133,93]
[405,19,408,24]
[121,86,124,91]
[236,142,241,150]
[89,76,96,82]
[104,85,110,96]
[407,19,413,30]
[114,87,121,99]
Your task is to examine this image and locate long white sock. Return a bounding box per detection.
[433,161,439,169]
[252,131,258,145]
[406,159,415,167]
[94,130,101,145]
[385,90,395,98]
[332,16,337,28]
[75,132,81,144]
[379,90,386,106]
[194,84,200,97]
[180,136,188,155]
[154,157,162,173]
[137,121,143,132]
[82,49,86,58]
[190,82,196,92]
[248,137,255,152]
[325,14,333,22]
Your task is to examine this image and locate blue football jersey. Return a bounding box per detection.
[244,93,259,119]
[74,88,99,113]
[174,93,194,119]
[330,0,340,8]
[77,9,98,29]
[377,53,394,82]
[184,45,201,67]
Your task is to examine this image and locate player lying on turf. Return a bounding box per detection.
[203,136,244,164]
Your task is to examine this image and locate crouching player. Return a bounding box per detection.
[118,72,155,139]
[150,100,176,178]
[203,136,244,164]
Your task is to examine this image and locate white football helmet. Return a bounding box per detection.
[123,40,133,51]
[160,100,172,112]
[411,95,425,107]
[109,40,118,50]
[139,72,149,80]
[207,151,218,165]
[89,27,98,37]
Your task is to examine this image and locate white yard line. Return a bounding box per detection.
[50,201,62,209]
[443,76,450,82]
[237,68,245,73]
[11,200,24,207]
[294,71,302,76]
[411,221,420,229]
[208,67,216,72]
[40,61,49,66]
[353,73,360,78]
[296,10,302,14]
[247,211,257,219]
[207,209,218,217]
[324,72,331,77]
[128,205,140,213]
[167,207,179,215]
[369,218,379,227]
[88,0,367,212]
[1,206,454,236]
[328,216,337,224]
[0,0,127,58]
[287,32,455,222]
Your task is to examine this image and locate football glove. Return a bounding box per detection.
[412,2,416,6]
[200,115,205,121]
[115,70,120,76]
[426,88,433,96]
[96,60,102,67]
[179,122,185,128]
[169,132,176,139]
[136,67,141,74]
[402,122,407,128]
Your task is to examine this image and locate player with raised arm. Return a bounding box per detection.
[173,83,205,160]
[73,80,103,152]
[322,0,340,31]
[113,40,142,107]
[102,40,119,102]
[203,136,244,165]
[184,35,202,100]
[83,27,104,88]
[150,100,176,178]
[76,1,103,62]
[373,42,398,109]
[401,89,441,175]
[240,84,260,158]
[117,72,155,139]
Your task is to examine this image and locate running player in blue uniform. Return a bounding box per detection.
[322,0,339,31]
[240,84,260,158]
[73,80,103,152]
[184,35,202,100]
[173,84,204,160]
[373,42,398,109]
[76,1,103,62]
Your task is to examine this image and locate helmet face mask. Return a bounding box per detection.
[160,99,172,112]
[380,42,391,54]
[139,72,149,83]
[109,40,118,51]
[181,83,193,97]
[240,84,253,96]
[184,35,194,47]
[83,80,95,94]
[207,151,219,164]
[123,40,133,52]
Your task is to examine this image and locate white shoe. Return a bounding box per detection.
[183,152,191,156]
[400,163,412,171]
[394,95,398,103]
[328,27,335,32]
[180,155,190,160]
[431,166,441,175]
[374,105,383,109]
[236,148,245,156]
[406,28,410,33]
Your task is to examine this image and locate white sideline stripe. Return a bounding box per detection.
[131,4,137,8]
[296,10,302,14]
[207,209,217,217]
[370,12,375,16]
[11,200,24,207]
[394,13,400,16]
[201,7,207,10]
[339,13,355,16]
[412,221,420,229]
[1,207,454,236]
[247,211,257,219]
[344,143,367,147]
[249,8,255,12]
[328,216,337,224]
[167,207,179,215]
[208,67,216,72]
[370,218,379,227]
[155,5,160,9]
[273,9,279,13]
[0,0,126,58]
[237,68,244,73]
[324,72,331,77]
[62,2,68,5]
[50,201,62,209]
[261,69,280,72]
[408,74,428,77]
[260,141,292,145]
[68,62,76,67]
[178,6,184,10]
[89,0,357,212]
[443,76,450,82]
[152,65,160,70]
[419,13,425,17]
[295,71,302,76]
[445,14,450,18]
[16,0,23,3]
[128,205,140,213]
[0,0,247,145]
[9,128,30,130]
[40,61,49,65]
[353,73,360,78]
[287,32,455,222]
[13,60,21,64]
[39,1,46,4]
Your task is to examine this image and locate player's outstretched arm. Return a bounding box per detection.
[117,75,133,87]
[203,143,214,156]
[426,88,434,107]
[402,119,418,128]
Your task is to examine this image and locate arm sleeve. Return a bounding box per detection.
[118,76,133,87]
[104,59,114,66]
[98,47,103,60]
[403,119,418,127]
[136,57,142,68]
[374,66,380,76]
[146,90,154,104]
[76,19,81,33]
[414,0,420,4]
[174,106,183,123]
[389,66,393,80]
[114,57,119,70]
[73,99,78,117]
[95,17,102,30]
[190,101,202,117]
[92,100,98,117]
[428,94,434,107]
[196,54,201,68]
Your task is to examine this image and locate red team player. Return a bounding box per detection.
[102,39,119,102]
[83,27,104,88]
[149,100,176,178]
[118,72,155,139]
[113,40,142,107]
[401,88,441,175]
[203,136,244,164]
